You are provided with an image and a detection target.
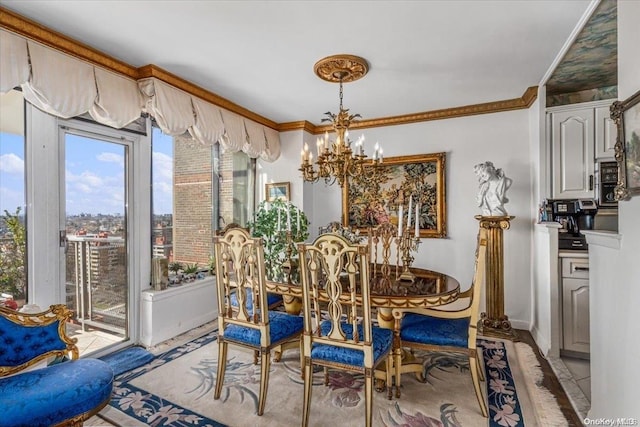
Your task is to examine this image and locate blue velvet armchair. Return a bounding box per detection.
[0,304,114,427]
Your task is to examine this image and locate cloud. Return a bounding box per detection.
[153,151,173,181]
[97,152,124,166]
[152,151,173,214]
[66,169,105,188]
[0,153,24,174]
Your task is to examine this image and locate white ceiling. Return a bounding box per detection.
[0,1,592,126]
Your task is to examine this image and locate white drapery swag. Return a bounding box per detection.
[0,29,144,128]
[91,68,144,128]
[191,96,225,146]
[138,77,280,160]
[22,41,97,119]
[0,30,29,93]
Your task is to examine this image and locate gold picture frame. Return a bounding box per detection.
[266,182,290,202]
[612,89,640,200]
[342,152,447,238]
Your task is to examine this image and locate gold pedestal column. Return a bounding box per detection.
[475,215,519,341]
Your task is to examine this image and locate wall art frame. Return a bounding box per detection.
[342,152,447,238]
[265,181,290,202]
[611,89,640,200]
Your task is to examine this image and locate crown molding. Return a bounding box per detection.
[279,86,538,134]
[1,6,538,137]
[276,121,317,134]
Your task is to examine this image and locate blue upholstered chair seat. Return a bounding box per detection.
[0,358,114,427]
[230,291,283,310]
[311,321,393,367]
[400,313,470,348]
[223,311,303,346]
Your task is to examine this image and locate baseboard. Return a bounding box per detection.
[530,324,551,356]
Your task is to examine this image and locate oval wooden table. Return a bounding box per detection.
[266,266,461,396]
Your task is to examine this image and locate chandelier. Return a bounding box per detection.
[299,55,382,187]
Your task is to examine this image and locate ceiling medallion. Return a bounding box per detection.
[313,54,369,83]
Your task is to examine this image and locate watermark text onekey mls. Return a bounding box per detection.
[583,418,639,426]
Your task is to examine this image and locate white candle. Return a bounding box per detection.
[297,209,300,231]
[277,208,281,231]
[398,204,403,237]
[407,196,413,227]
[415,203,420,237]
[286,207,291,231]
[265,201,270,212]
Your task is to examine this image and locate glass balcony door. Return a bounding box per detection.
[61,128,131,352]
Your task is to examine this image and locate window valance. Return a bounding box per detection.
[0,30,29,93]
[0,29,281,161]
[1,29,144,128]
[138,77,280,159]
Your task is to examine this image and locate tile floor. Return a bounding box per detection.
[548,354,591,420]
[66,324,123,356]
[561,356,591,401]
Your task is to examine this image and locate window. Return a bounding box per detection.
[151,126,255,283]
[0,89,27,309]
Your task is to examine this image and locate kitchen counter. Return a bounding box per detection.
[559,250,588,258]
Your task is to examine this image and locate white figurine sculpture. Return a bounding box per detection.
[474,161,512,216]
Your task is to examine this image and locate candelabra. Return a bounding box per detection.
[394,192,422,282]
[397,228,421,282]
[280,230,297,284]
[299,54,382,187]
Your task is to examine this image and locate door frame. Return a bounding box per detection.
[26,105,151,355]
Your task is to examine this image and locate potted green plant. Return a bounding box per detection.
[247,199,309,282]
[183,263,199,282]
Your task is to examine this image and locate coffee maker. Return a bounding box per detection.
[550,198,597,250]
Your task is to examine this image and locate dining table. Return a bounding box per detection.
[265,264,461,395]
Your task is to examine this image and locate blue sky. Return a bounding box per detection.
[0,132,24,215]
[0,128,174,216]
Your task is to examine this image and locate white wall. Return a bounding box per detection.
[257,130,306,210]
[261,108,534,328]
[588,0,640,419]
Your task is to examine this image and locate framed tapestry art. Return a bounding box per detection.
[612,89,640,200]
[342,153,447,238]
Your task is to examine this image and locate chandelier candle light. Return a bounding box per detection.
[299,55,383,187]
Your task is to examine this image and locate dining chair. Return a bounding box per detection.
[298,233,395,427]
[392,228,489,417]
[218,223,284,311]
[213,227,303,416]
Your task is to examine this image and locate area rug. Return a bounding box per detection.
[99,331,567,427]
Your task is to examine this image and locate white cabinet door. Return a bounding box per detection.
[562,277,590,354]
[595,104,618,160]
[551,109,595,199]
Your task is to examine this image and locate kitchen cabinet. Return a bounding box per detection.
[595,104,618,160]
[548,100,616,199]
[561,256,590,354]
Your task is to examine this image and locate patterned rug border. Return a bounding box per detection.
[105,331,534,426]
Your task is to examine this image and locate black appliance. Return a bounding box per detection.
[550,199,597,251]
[599,161,619,207]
